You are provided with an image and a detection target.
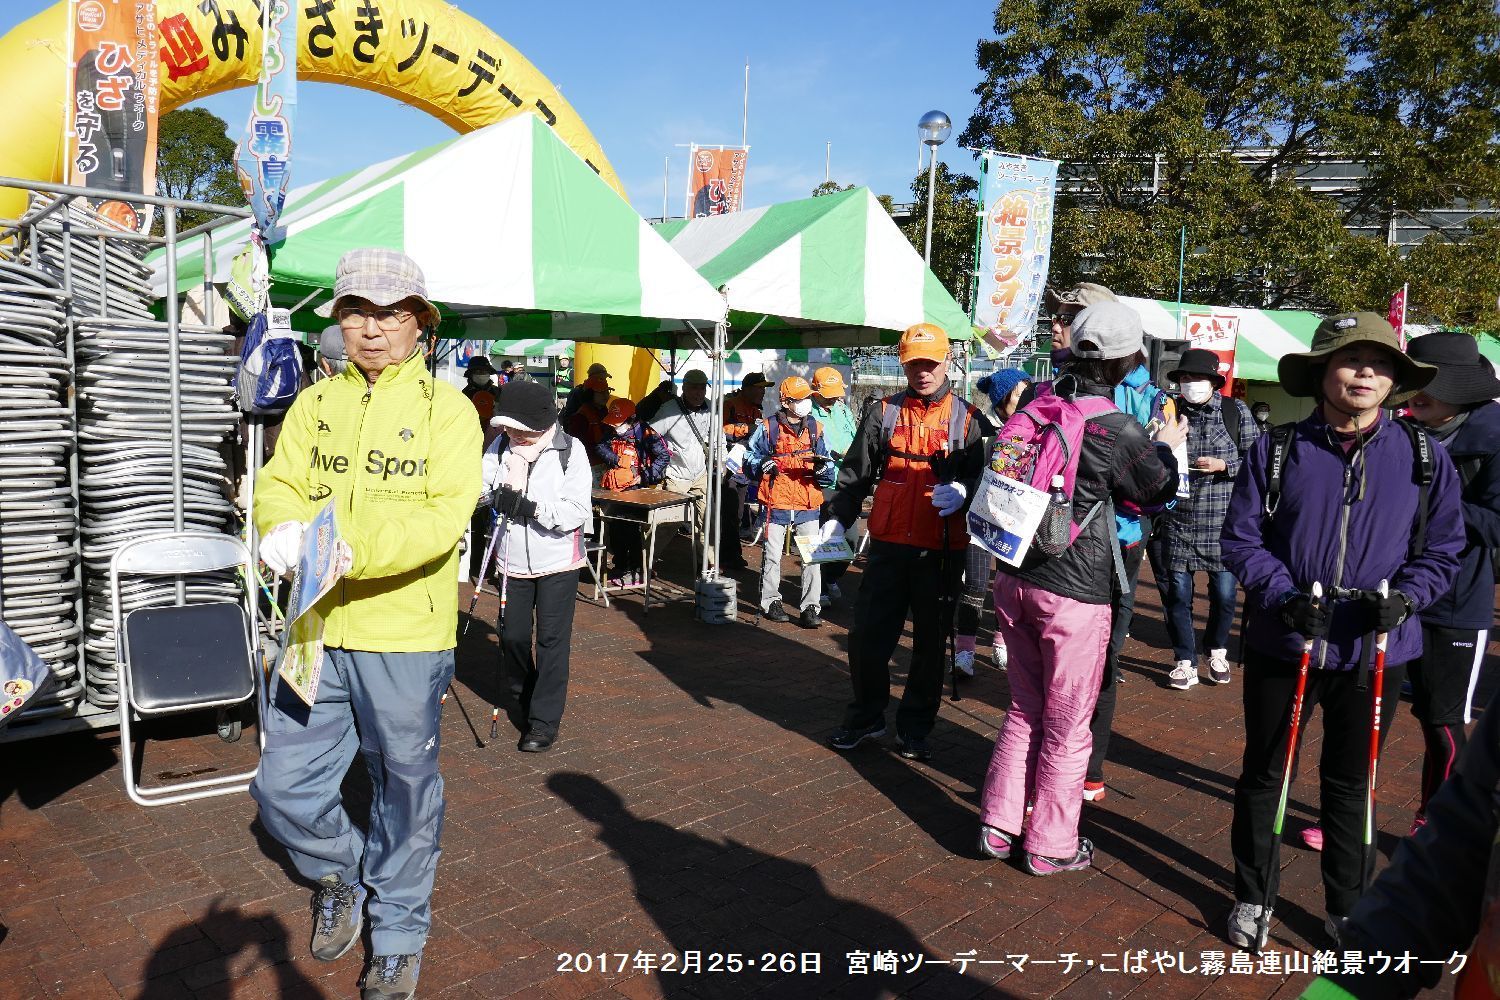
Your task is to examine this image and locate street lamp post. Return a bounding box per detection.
[917,110,951,266]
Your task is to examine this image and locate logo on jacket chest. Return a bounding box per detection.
[366,449,429,481]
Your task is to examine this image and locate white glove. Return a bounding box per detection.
[932,482,968,517]
[818,519,847,546]
[260,521,305,578]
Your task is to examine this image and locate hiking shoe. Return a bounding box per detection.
[993,641,1008,671]
[827,582,842,601]
[1325,913,1350,947]
[1082,779,1107,802]
[829,720,886,751]
[1206,648,1232,685]
[819,591,833,608]
[1025,837,1093,876]
[1227,901,1268,951]
[894,732,931,762]
[1410,814,1427,837]
[309,874,366,962]
[799,605,821,629]
[1168,659,1199,690]
[978,825,1014,860]
[361,952,421,1000]
[955,649,976,676]
[1302,825,1324,851]
[763,600,790,623]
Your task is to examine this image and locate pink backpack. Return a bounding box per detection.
[986,378,1118,557]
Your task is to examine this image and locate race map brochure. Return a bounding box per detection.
[795,533,856,565]
[966,467,1050,567]
[276,501,353,706]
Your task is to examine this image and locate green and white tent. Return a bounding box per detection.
[148,114,725,336]
[653,186,974,349]
[1119,297,1320,383]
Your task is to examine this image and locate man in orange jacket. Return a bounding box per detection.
[822,324,986,762]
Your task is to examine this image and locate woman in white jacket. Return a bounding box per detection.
[481,379,592,752]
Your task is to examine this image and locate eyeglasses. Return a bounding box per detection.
[337,306,414,331]
[1055,311,1080,327]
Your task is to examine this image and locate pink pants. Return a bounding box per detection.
[979,574,1110,859]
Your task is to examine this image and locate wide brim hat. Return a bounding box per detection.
[1406,331,1500,406]
[1278,312,1435,406]
[315,248,440,323]
[1044,281,1117,313]
[466,355,496,374]
[1168,347,1227,389]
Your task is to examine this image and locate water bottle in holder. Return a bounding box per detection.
[1035,474,1073,557]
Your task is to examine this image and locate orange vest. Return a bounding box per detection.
[724,392,761,444]
[756,416,824,513]
[601,437,642,491]
[868,391,975,550]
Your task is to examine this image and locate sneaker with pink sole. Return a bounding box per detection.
[1026,837,1094,876]
[978,825,1015,860]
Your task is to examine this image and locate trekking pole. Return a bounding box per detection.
[489,513,512,741]
[462,508,503,635]
[1257,580,1322,953]
[1362,579,1390,892]
[939,444,960,703]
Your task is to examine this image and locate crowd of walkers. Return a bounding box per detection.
[246,248,1498,999]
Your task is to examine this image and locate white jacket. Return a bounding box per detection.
[480,430,593,577]
[650,398,720,482]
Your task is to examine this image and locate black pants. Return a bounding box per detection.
[1087,535,1149,781]
[606,524,644,575]
[500,569,580,738]
[1408,622,1486,816]
[468,508,495,579]
[843,539,963,740]
[1231,646,1406,916]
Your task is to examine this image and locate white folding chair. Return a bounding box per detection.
[109,530,264,807]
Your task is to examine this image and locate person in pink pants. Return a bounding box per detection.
[977,301,1186,875]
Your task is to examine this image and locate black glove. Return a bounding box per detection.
[1352,589,1413,633]
[1280,592,1329,638]
[811,454,832,470]
[491,484,538,522]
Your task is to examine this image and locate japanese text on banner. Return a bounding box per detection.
[686,147,749,218]
[66,0,160,232]
[973,153,1058,360]
[1182,313,1240,397]
[234,0,298,235]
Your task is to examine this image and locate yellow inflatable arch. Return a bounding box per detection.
[0,0,643,391]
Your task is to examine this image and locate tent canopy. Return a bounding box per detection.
[148,115,725,337]
[651,187,974,350]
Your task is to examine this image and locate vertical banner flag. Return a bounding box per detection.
[1388,284,1408,349]
[66,0,160,231]
[686,146,749,218]
[973,153,1058,360]
[1183,313,1240,396]
[234,0,298,237]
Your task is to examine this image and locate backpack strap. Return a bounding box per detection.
[1074,500,1129,594]
[1263,423,1296,518]
[1399,417,1434,559]
[1221,397,1244,451]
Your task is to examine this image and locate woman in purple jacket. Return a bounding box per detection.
[1219,312,1465,951]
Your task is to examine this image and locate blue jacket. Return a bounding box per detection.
[1220,409,1465,670]
[1421,400,1500,630]
[1112,365,1175,545]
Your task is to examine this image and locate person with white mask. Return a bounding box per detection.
[1160,349,1259,689]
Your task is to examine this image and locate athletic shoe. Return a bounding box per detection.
[310,874,367,962]
[829,720,886,751]
[978,825,1014,860]
[1082,779,1107,802]
[361,952,421,1000]
[894,731,931,762]
[1302,825,1324,851]
[1226,901,1268,951]
[1168,659,1199,690]
[954,649,976,676]
[1410,814,1427,837]
[993,641,1008,671]
[827,582,842,601]
[762,600,790,623]
[799,605,821,629]
[1325,913,1350,946]
[819,592,833,608]
[1025,837,1093,876]
[1206,648,1232,685]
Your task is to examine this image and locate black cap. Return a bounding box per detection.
[1168,347,1227,389]
[467,355,496,374]
[741,372,770,389]
[490,377,558,431]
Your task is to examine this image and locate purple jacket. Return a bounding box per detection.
[1220,409,1464,670]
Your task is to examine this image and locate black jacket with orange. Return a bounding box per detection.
[828,382,985,552]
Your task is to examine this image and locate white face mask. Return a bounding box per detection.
[468,370,491,386]
[789,398,813,419]
[1180,381,1214,405]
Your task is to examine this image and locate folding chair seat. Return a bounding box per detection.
[110,530,263,807]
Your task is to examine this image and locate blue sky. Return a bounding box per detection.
[2,1,995,215]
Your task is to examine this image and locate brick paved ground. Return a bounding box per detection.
[0,538,1490,999]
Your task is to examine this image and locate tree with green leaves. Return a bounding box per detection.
[154,107,242,232]
[960,0,1500,332]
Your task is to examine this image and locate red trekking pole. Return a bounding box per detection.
[1362,579,1390,892]
[1257,580,1323,952]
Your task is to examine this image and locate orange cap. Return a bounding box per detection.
[810,366,846,398]
[603,397,636,426]
[779,375,813,401]
[899,323,950,364]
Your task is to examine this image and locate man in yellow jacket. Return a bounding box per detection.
[252,249,480,1000]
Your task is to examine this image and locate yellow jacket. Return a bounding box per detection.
[253,352,482,652]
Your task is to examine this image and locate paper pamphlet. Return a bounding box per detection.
[276,501,353,706]
[794,534,856,565]
[966,467,1050,567]
[1172,441,1191,498]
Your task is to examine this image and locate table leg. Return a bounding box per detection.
[643,517,658,615]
